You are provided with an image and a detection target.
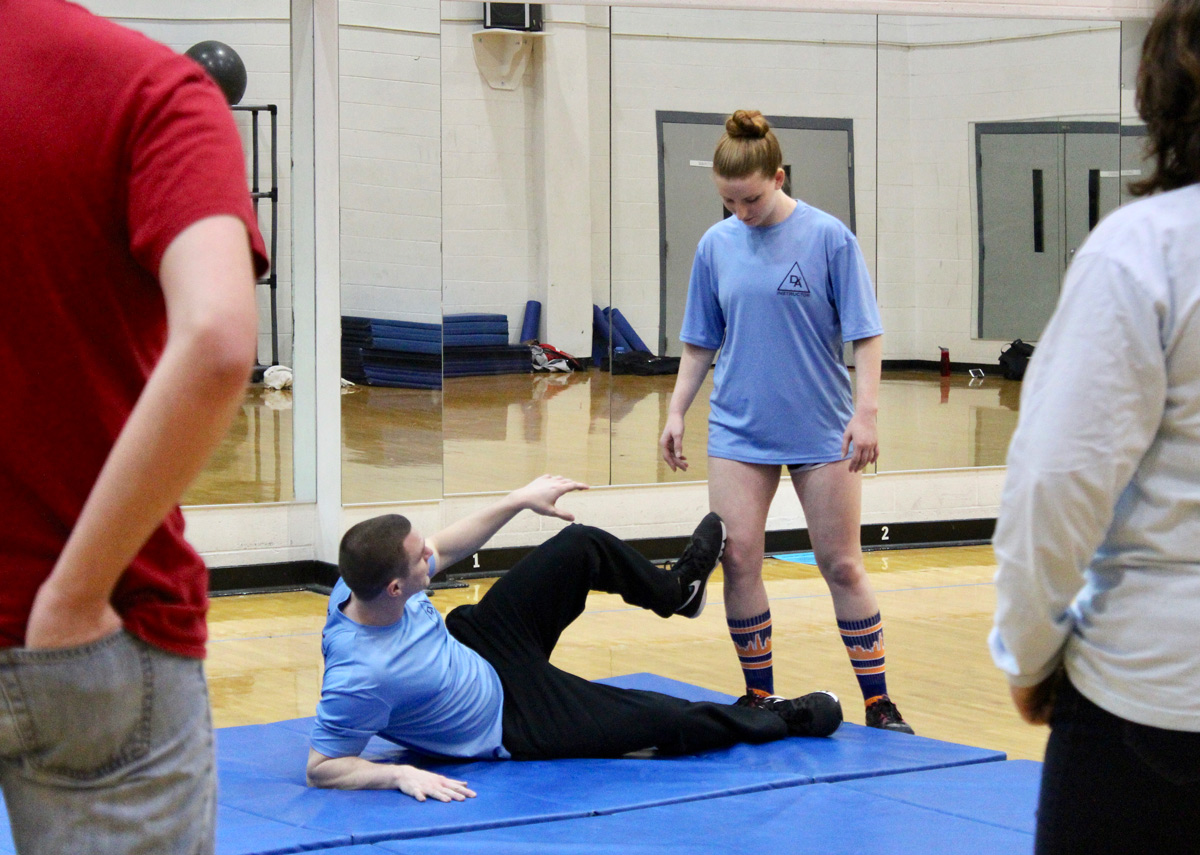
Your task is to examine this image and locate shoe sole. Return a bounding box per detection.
[678,519,726,619]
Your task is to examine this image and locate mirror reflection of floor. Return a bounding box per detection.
[185,387,295,505]
[205,542,1048,763]
[188,369,1023,506]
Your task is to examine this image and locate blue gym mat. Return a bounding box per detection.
[211,673,1004,849]
[838,758,1042,834]
[217,804,352,855]
[372,782,1034,854]
[0,674,1021,855]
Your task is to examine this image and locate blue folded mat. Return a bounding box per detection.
[442,321,508,336]
[0,673,1016,855]
[838,759,1042,834]
[368,337,441,355]
[442,334,510,347]
[444,313,507,325]
[374,781,1034,854]
[213,674,1004,846]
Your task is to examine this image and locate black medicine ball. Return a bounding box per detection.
[185,40,247,105]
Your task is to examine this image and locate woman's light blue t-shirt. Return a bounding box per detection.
[680,200,883,464]
[309,573,509,760]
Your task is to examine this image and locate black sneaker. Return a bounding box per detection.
[736,691,843,738]
[865,696,914,734]
[673,512,726,619]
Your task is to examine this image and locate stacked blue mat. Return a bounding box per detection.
[341,315,534,390]
[0,674,1041,854]
[443,314,531,378]
[341,316,442,390]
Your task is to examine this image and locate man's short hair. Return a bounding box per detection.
[338,515,412,600]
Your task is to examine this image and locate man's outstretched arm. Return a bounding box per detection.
[305,749,475,802]
[430,475,588,570]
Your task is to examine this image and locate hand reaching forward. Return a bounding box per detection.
[512,475,589,521]
[395,765,477,802]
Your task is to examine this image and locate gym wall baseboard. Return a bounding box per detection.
[208,517,997,596]
[882,359,997,374]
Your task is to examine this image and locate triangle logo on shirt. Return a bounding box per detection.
[777,262,810,296]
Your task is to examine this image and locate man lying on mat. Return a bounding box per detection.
[306,475,842,802]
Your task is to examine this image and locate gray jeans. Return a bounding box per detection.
[0,630,215,855]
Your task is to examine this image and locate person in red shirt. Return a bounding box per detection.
[0,1,266,851]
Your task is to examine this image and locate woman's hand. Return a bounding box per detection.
[660,413,688,471]
[841,408,879,472]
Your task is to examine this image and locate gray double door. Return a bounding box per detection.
[657,112,855,357]
[976,122,1122,341]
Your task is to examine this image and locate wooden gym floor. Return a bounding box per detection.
[206,542,1049,764]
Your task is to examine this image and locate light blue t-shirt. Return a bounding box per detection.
[309,573,509,760]
[680,200,883,464]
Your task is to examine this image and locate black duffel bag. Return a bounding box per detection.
[605,351,681,376]
[998,339,1035,380]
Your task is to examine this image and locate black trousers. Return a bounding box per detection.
[1035,676,1200,855]
[445,525,787,760]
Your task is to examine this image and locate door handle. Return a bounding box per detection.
[1032,169,1044,253]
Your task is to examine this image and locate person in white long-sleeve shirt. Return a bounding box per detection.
[989,3,1200,852]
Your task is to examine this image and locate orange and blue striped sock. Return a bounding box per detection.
[728,609,773,697]
[838,612,888,702]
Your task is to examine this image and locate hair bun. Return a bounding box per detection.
[726,109,770,139]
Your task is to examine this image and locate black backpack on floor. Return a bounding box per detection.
[998,339,1035,380]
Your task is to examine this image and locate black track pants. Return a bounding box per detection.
[445,525,787,759]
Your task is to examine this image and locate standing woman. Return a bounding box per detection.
[991,2,1200,852]
[660,110,911,732]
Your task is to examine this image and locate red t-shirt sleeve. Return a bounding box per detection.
[124,56,269,279]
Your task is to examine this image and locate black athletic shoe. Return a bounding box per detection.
[865,696,915,734]
[736,691,843,737]
[673,512,726,619]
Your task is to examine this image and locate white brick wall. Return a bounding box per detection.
[339,3,441,325]
[877,18,1121,362]
[439,11,539,338]
[610,9,879,349]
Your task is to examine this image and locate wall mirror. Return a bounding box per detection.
[331,4,1135,505]
[439,2,612,495]
[1120,20,1152,206]
[339,0,444,503]
[608,7,879,486]
[85,0,296,505]
[873,15,1122,473]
